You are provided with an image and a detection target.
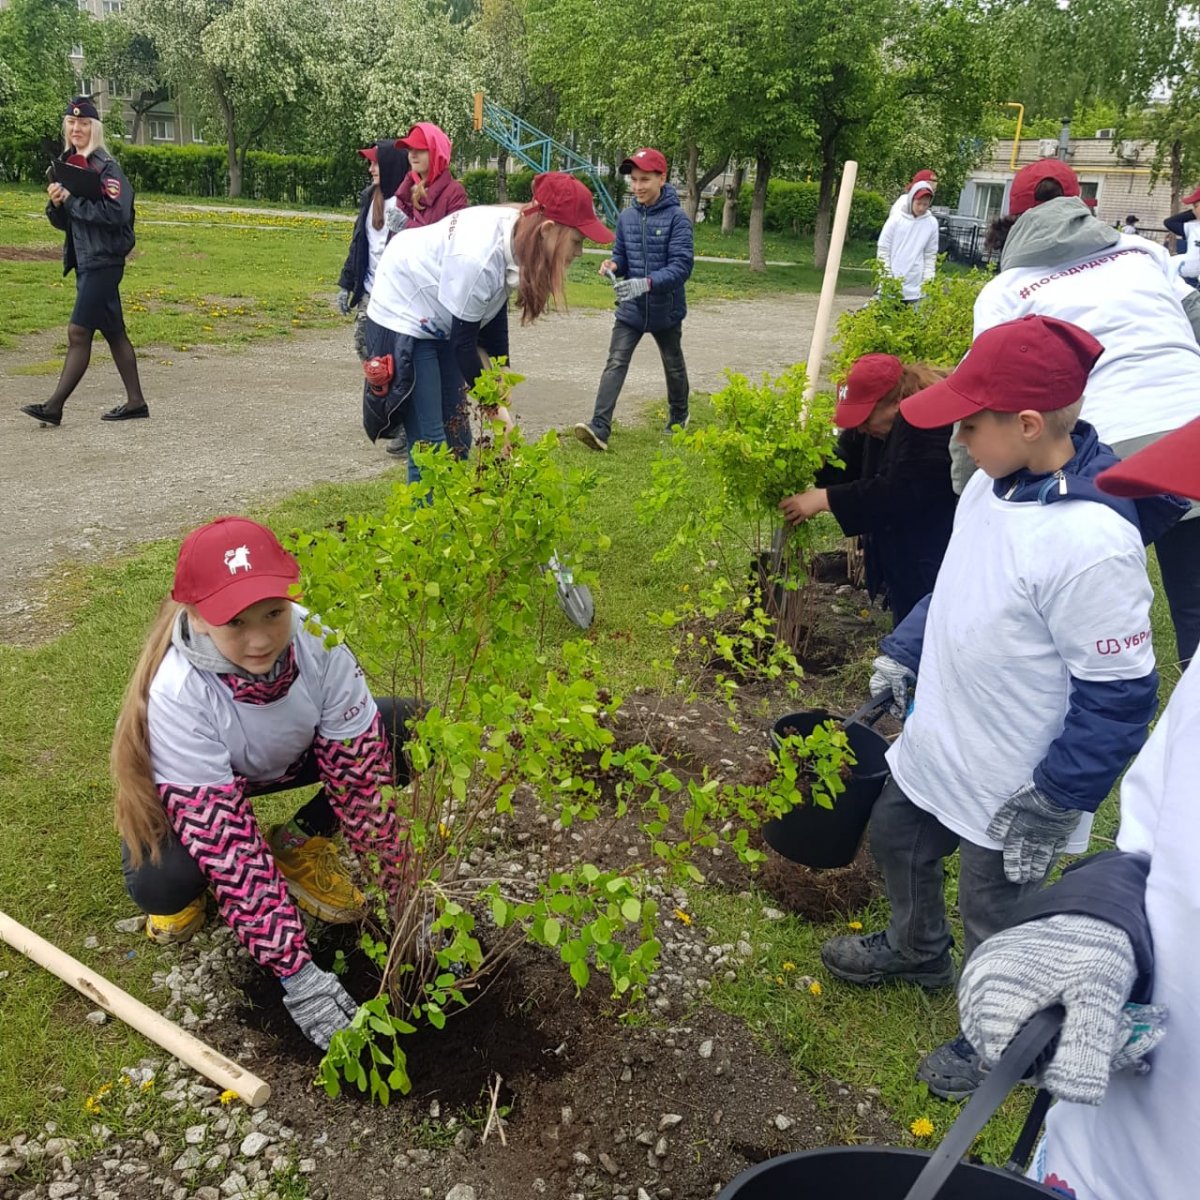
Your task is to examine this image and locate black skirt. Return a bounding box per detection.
[70,263,125,333]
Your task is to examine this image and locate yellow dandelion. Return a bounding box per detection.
[96,1082,112,1097]
[673,908,692,925]
[910,1117,935,1138]
[782,961,796,971]
[118,1075,132,1088]
[437,822,451,839]
[775,975,785,985]
[219,1089,238,1106]
[808,980,823,996]
[84,1096,102,1114]
[140,1079,154,1093]
[848,921,863,931]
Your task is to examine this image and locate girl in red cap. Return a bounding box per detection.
[20,97,149,428]
[363,172,613,484]
[111,517,416,1051]
[395,122,469,230]
[778,355,957,622]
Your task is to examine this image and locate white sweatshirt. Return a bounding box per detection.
[877,183,939,300]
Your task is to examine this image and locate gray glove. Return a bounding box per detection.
[613,276,651,302]
[336,289,352,316]
[987,781,1083,883]
[281,961,358,1050]
[959,914,1167,1105]
[868,654,915,718]
[384,206,408,235]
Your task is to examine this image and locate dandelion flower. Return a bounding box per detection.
[84,1096,102,1114]
[96,1082,112,1097]
[140,1079,154,1093]
[219,1089,238,1106]
[848,921,863,931]
[782,962,796,971]
[807,980,823,996]
[775,975,785,985]
[910,1117,935,1138]
[673,908,692,925]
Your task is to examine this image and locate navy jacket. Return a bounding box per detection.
[338,141,410,306]
[815,414,957,622]
[45,148,135,274]
[611,184,694,332]
[882,422,1181,814]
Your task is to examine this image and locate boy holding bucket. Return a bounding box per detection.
[821,315,1176,1099]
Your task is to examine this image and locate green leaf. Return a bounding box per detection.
[543,917,562,947]
[620,897,641,922]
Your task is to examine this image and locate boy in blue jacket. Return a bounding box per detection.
[574,148,694,452]
[820,315,1179,1101]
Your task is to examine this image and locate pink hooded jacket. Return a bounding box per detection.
[396,122,469,228]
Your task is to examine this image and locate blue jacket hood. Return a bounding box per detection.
[994,420,1188,545]
[633,182,682,216]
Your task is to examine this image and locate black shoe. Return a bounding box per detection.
[385,434,407,457]
[20,403,62,427]
[101,403,150,421]
[916,1034,986,1100]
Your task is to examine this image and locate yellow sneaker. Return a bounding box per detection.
[145,895,208,944]
[268,827,365,923]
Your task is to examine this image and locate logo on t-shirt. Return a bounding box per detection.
[224,545,252,574]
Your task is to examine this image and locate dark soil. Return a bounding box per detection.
[0,246,60,261]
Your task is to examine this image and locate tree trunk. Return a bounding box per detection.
[683,140,700,221]
[130,107,144,144]
[812,151,839,270]
[749,152,771,272]
[496,154,508,202]
[218,89,240,198]
[1170,138,1182,212]
[722,162,744,234]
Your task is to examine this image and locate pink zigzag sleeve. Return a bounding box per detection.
[160,780,312,979]
[312,712,409,904]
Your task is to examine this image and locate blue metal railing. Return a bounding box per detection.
[473,93,619,226]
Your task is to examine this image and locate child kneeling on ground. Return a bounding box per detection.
[821,315,1183,1099]
[111,517,415,1050]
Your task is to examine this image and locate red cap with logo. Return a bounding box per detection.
[901,315,1103,429]
[357,146,378,163]
[1007,159,1081,216]
[835,354,904,428]
[1097,416,1200,502]
[525,172,613,243]
[171,517,300,626]
[620,148,669,176]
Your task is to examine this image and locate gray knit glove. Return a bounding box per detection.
[384,206,409,235]
[868,654,915,719]
[281,961,359,1050]
[987,781,1083,883]
[336,289,352,316]
[959,914,1167,1105]
[613,276,651,301]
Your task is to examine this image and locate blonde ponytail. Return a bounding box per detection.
[111,599,181,866]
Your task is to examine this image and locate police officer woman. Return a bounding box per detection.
[20,97,149,428]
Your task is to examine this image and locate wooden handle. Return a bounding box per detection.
[0,910,271,1107]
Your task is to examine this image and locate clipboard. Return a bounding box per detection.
[49,157,104,201]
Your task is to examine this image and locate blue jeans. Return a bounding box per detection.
[400,338,471,486]
[869,776,1047,967]
[589,320,689,440]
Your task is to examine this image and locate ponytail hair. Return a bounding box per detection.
[111,599,181,866]
[896,362,950,399]
[370,184,384,231]
[510,211,576,325]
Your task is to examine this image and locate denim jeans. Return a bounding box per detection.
[399,338,472,486]
[589,320,689,440]
[869,776,1047,968]
[1154,511,1200,670]
[122,698,418,915]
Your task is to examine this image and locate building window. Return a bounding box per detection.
[76,78,96,100]
[108,79,132,99]
[102,0,123,12]
[149,116,175,142]
[71,44,84,58]
[973,182,1005,223]
[1080,182,1099,202]
[190,123,205,144]
[77,0,91,12]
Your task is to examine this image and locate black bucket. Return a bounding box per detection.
[716,1147,1059,1199]
[763,708,889,869]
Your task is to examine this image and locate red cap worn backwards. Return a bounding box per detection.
[835,354,904,428]
[1098,417,1200,502]
[525,172,613,243]
[620,148,668,175]
[1007,159,1081,216]
[171,517,300,626]
[901,315,1103,429]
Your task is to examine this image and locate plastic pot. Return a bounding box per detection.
[763,708,889,869]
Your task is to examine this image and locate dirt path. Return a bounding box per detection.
[0,292,858,642]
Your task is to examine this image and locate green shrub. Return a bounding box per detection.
[735,179,889,240]
[461,166,623,208]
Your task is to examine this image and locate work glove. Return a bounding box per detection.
[959,914,1167,1106]
[987,781,1083,883]
[613,276,651,302]
[280,961,359,1050]
[336,289,352,316]
[868,654,915,719]
[384,207,409,235]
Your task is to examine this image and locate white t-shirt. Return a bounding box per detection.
[362,195,396,294]
[973,235,1200,445]
[147,611,376,787]
[366,206,519,339]
[887,471,1155,849]
[1031,661,1200,1200]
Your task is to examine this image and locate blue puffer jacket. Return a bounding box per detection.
[611,184,694,332]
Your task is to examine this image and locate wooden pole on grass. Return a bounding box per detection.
[802,160,859,402]
[0,910,271,1107]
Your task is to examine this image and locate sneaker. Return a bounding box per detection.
[268,827,365,923]
[385,432,407,457]
[916,1033,986,1100]
[573,422,608,451]
[145,895,208,944]
[820,929,956,989]
[663,414,689,434]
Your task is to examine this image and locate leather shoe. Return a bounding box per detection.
[20,403,62,427]
[102,403,150,421]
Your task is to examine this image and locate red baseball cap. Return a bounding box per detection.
[1097,417,1200,502]
[901,315,1103,429]
[1082,196,1097,209]
[397,126,430,151]
[357,146,378,163]
[835,354,904,428]
[620,148,668,176]
[1007,159,1081,216]
[910,169,937,186]
[171,517,300,626]
[1182,185,1200,206]
[526,172,613,243]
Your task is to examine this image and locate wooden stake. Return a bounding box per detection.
[481,1072,507,1146]
[0,910,271,1107]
